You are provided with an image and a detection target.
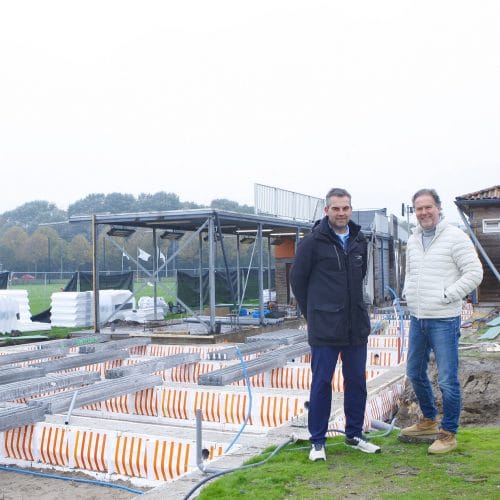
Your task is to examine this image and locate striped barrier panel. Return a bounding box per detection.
[160,387,191,420]
[221,392,253,425]
[269,365,312,391]
[113,432,148,478]
[368,349,406,368]
[364,381,405,429]
[133,388,159,417]
[325,414,346,437]
[147,436,224,482]
[86,385,308,428]
[82,393,131,414]
[265,365,382,392]
[39,423,70,467]
[159,387,229,422]
[146,344,213,359]
[192,390,221,423]
[148,437,190,481]
[0,422,226,483]
[231,371,267,388]
[166,361,226,384]
[368,335,408,349]
[1,424,35,461]
[69,427,109,473]
[258,395,304,427]
[129,345,148,356]
[325,379,404,437]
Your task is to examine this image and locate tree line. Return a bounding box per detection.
[0,192,256,273]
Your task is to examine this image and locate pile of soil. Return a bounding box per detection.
[396,349,500,428]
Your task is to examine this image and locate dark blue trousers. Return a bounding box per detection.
[309,344,367,444]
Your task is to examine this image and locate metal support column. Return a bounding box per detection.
[236,235,241,307]
[92,214,100,333]
[208,215,216,332]
[199,232,204,314]
[152,228,158,319]
[258,224,264,324]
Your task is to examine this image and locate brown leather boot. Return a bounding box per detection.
[400,417,439,437]
[428,430,457,454]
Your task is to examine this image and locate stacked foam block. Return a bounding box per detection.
[0,294,18,334]
[0,290,51,333]
[50,290,136,327]
[50,291,93,327]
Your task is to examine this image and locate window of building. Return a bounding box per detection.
[482,218,500,233]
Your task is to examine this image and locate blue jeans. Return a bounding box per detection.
[309,345,367,444]
[406,316,461,433]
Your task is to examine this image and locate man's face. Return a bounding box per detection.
[414,194,440,230]
[325,195,352,232]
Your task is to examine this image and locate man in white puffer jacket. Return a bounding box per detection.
[401,188,483,454]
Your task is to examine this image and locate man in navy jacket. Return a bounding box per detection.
[291,187,379,460]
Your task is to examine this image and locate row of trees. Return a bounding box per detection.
[0,192,257,273]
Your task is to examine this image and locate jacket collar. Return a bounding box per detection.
[315,216,362,241]
[412,218,448,237]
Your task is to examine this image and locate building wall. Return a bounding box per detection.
[275,258,293,304]
[469,205,500,303]
[274,239,296,305]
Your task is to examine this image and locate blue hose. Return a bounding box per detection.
[224,345,253,453]
[0,465,144,495]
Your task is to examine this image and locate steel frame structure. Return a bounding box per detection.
[69,209,312,334]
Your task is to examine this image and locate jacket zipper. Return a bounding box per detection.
[346,243,351,343]
[333,245,341,269]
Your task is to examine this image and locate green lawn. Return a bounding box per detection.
[198,428,500,499]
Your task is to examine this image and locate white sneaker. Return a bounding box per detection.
[345,436,381,454]
[309,443,326,461]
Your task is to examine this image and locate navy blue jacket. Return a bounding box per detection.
[290,216,371,346]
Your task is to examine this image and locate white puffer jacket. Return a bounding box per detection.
[403,221,483,319]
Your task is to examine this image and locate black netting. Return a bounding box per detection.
[177,268,275,308]
[0,272,8,289]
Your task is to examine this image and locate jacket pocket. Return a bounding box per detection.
[310,303,348,343]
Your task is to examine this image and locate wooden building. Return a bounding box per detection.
[455,185,500,305]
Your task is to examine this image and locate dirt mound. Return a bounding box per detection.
[396,352,500,428]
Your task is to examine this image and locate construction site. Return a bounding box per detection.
[1,185,498,498]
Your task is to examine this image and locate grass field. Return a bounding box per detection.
[198,428,500,499]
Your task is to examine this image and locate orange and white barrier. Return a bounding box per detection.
[112,432,148,477]
[69,427,108,472]
[1,424,35,461]
[39,423,69,466]
[0,422,226,484]
[160,387,191,420]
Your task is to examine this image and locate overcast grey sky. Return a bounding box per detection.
[0,1,498,224]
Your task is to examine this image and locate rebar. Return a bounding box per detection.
[0,371,100,402]
[0,347,70,367]
[105,352,200,378]
[28,374,163,414]
[31,350,129,372]
[198,342,310,386]
[79,337,151,354]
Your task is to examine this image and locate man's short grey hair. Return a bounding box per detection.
[325,188,352,206]
[412,188,442,209]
